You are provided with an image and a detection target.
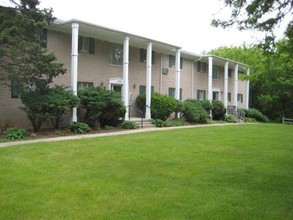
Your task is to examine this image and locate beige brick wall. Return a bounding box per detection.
[0,29,248,129]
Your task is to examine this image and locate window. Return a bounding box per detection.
[228,68,232,78]
[212,65,220,80]
[11,80,19,98]
[109,43,123,66]
[78,36,95,54]
[228,92,231,102]
[197,90,206,100]
[169,55,183,69]
[197,61,207,73]
[139,85,154,95]
[213,91,219,100]
[168,87,182,100]
[140,49,155,64]
[237,93,243,103]
[77,81,94,90]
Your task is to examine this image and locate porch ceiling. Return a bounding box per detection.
[50,19,181,54]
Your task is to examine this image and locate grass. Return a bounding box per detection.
[0,124,292,219]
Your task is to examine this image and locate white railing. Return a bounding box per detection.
[282,117,293,124]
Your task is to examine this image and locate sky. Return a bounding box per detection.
[0,0,287,53]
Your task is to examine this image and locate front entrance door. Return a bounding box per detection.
[111,84,122,93]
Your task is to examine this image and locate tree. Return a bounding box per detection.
[0,0,66,92]
[212,0,293,50]
[208,39,293,120]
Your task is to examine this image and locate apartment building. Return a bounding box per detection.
[0,19,249,128]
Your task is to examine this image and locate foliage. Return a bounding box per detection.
[121,121,138,129]
[212,0,293,50]
[245,117,257,123]
[198,100,213,112]
[152,119,165,127]
[164,118,187,127]
[212,100,226,120]
[135,93,177,120]
[46,86,79,129]
[3,127,27,140]
[0,1,66,92]
[20,90,52,132]
[20,86,79,131]
[208,40,293,121]
[244,108,269,122]
[182,100,209,123]
[69,122,90,134]
[224,115,237,123]
[78,86,126,128]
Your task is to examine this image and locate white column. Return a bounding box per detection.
[224,61,229,109]
[208,57,213,101]
[71,23,79,122]
[246,68,250,109]
[123,36,130,119]
[145,42,152,120]
[175,49,181,100]
[234,64,239,108]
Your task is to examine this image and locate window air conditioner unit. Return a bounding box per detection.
[162,68,169,74]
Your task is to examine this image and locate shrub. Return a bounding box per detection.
[69,122,90,134]
[244,108,269,122]
[4,128,27,141]
[164,118,187,127]
[245,117,257,123]
[182,100,209,123]
[212,100,226,120]
[46,86,79,129]
[224,115,237,123]
[20,90,51,132]
[122,121,138,129]
[135,93,177,120]
[79,87,126,128]
[198,100,213,112]
[152,119,165,127]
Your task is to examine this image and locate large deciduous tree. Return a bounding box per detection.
[212,0,293,50]
[0,0,66,92]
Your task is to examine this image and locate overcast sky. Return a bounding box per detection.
[1,0,286,53]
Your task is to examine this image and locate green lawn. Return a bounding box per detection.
[0,124,292,219]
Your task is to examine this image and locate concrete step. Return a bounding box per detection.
[128,117,155,129]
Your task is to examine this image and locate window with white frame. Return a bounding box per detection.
[213,91,219,100]
[197,61,207,73]
[77,81,94,90]
[109,43,123,66]
[212,65,220,79]
[139,85,154,95]
[197,90,206,100]
[237,93,243,103]
[78,36,95,54]
[168,87,182,100]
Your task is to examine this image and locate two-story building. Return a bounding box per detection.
[0,19,249,128]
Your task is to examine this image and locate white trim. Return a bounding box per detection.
[234,64,239,108]
[224,61,229,109]
[246,68,250,109]
[208,57,213,101]
[175,49,181,100]
[145,42,152,120]
[123,37,129,119]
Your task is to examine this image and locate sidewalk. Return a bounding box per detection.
[0,123,245,148]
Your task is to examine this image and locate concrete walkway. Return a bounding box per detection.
[0,123,247,148]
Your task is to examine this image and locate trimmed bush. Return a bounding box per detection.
[212,100,226,120]
[244,108,269,122]
[69,122,90,134]
[122,121,138,129]
[136,93,177,120]
[182,100,209,123]
[164,118,187,127]
[78,86,126,128]
[152,119,165,127]
[198,100,213,112]
[245,117,257,123]
[4,128,27,141]
[224,115,237,123]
